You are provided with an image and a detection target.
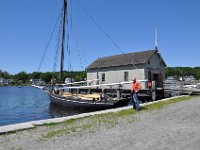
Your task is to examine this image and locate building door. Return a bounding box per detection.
[153,73,163,87]
[153,74,159,81]
[148,71,151,81]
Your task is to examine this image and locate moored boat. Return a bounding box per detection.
[48,0,130,110]
[49,92,129,110]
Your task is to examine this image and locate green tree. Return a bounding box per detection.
[40,72,53,84]
[31,72,42,79]
[196,70,200,80]
[165,67,200,80]
[14,71,29,83]
[0,71,11,79]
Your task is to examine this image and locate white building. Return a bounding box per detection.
[184,75,196,82]
[30,79,45,85]
[0,78,14,85]
[87,50,167,89]
[65,78,75,84]
[0,78,5,84]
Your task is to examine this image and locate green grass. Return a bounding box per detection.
[41,95,196,138]
[43,123,93,138]
[142,96,195,111]
[44,118,76,126]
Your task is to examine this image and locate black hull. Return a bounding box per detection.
[48,93,129,110]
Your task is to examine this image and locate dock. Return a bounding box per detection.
[31,84,45,90]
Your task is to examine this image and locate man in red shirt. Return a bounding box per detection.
[131,77,141,110]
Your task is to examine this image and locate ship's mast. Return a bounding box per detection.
[60,0,67,83]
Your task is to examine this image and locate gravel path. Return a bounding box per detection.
[1,96,200,150]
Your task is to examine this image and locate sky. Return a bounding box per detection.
[0,0,200,75]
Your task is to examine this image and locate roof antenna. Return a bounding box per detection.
[155,25,158,51]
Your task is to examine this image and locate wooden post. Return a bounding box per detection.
[117,90,121,99]
[77,88,80,94]
[117,84,121,99]
[151,81,156,101]
[88,88,91,94]
[100,88,105,101]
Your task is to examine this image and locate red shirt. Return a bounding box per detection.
[131,81,141,93]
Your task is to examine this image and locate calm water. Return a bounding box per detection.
[0,86,90,126]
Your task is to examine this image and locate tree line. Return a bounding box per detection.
[1,66,200,85]
[165,67,200,80]
[0,70,86,85]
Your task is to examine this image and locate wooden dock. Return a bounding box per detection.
[164,87,200,97]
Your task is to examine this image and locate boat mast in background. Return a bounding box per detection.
[155,25,158,51]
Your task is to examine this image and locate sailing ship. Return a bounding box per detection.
[48,0,130,110]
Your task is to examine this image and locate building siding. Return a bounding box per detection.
[87,65,146,89]
[87,52,166,90]
[144,53,165,86]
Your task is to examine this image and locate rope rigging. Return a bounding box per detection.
[53,0,73,83]
[75,0,124,54]
[51,0,72,85]
[37,6,63,72]
[72,20,89,69]
[37,0,125,84]
[52,10,63,75]
[66,0,73,77]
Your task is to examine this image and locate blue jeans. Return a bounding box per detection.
[132,93,140,110]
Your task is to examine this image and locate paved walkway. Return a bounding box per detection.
[0,96,200,150]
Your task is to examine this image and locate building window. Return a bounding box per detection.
[102,73,105,82]
[124,71,128,81]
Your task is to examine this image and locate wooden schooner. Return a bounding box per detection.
[48,0,130,110]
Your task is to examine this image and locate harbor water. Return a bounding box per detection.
[0,86,91,126]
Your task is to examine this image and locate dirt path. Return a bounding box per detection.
[1,97,200,150]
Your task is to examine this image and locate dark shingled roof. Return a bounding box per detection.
[87,50,166,69]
